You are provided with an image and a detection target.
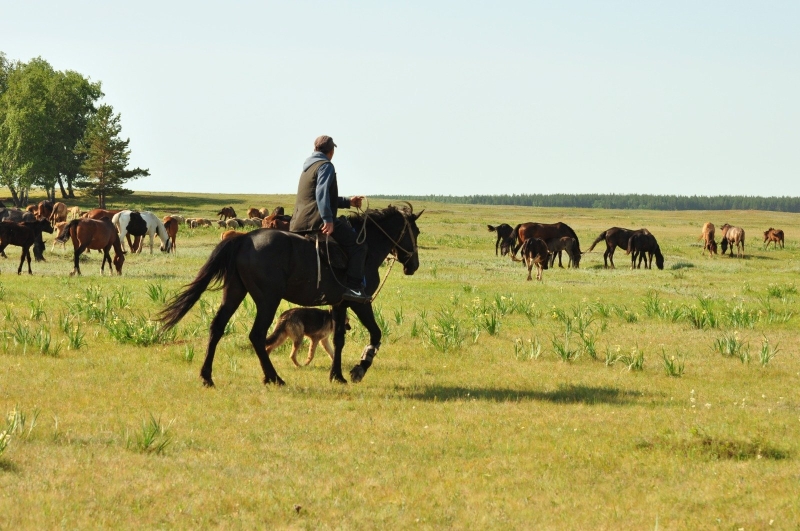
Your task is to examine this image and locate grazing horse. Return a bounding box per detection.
[36,200,54,220]
[49,202,68,223]
[57,218,125,276]
[246,208,261,219]
[546,236,579,268]
[487,223,515,256]
[521,238,550,281]
[0,219,54,274]
[113,210,172,254]
[162,216,179,253]
[763,228,784,249]
[699,222,717,257]
[85,208,121,221]
[626,229,664,270]
[586,227,635,268]
[720,224,745,258]
[262,213,291,230]
[159,204,422,387]
[216,207,237,220]
[511,222,582,268]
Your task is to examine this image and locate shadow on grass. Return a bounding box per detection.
[0,459,20,473]
[405,384,647,405]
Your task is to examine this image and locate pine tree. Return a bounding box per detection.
[76,104,148,208]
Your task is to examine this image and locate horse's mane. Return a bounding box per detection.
[347,204,411,227]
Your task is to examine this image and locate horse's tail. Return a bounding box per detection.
[158,235,247,331]
[510,223,523,259]
[487,224,497,232]
[56,219,79,243]
[586,231,607,252]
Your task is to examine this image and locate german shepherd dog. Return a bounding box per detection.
[265,308,351,367]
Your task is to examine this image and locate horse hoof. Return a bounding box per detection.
[330,373,348,384]
[350,365,365,383]
[263,376,285,386]
[202,378,215,387]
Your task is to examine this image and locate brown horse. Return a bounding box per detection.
[511,222,582,267]
[0,219,54,274]
[216,207,237,220]
[262,213,291,230]
[626,229,664,270]
[57,219,125,276]
[586,227,635,268]
[546,236,579,268]
[85,208,122,221]
[162,216,179,254]
[36,200,54,220]
[521,238,550,281]
[487,223,515,256]
[720,224,745,258]
[763,228,784,249]
[699,222,717,257]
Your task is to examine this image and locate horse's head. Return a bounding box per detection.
[113,252,125,275]
[395,203,423,275]
[709,239,718,254]
[655,248,665,270]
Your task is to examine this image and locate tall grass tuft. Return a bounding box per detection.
[619,345,645,371]
[758,337,779,367]
[712,332,748,358]
[513,338,542,361]
[66,323,86,351]
[28,298,46,321]
[724,303,759,329]
[35,326,62,357]
[146,283,168,304]
[766,283,797,299]
[424,307,465,352]
[0,282,5,300]
[106,313,176,346]
[126,414,173,455]
[661,348,685,377]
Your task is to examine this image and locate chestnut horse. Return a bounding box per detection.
[511,222,582,267]
[521,238,551,281]
[57,218,125,276]
[586,227,635,268]
[699,222,717,257]
[763,228,784,249]
[0,219,54,274]
[720,224,745,258]
[162,216,179,254]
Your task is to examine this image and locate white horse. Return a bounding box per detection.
[112,210,172,254]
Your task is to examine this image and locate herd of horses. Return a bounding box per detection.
[488,220,786,281]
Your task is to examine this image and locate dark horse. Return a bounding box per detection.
[56,218,126,276]
[159,205,422,387]
[586,227,635,269]
[511,222,582,267]
[627,229,664,270]
[0,219,54,274]
[487,223,515,256]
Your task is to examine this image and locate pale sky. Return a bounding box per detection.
[2,1,798,196]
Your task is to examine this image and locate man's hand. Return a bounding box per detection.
[321,221,334,235]
[349,196,365,209]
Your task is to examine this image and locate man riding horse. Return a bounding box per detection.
[289,135,370,304]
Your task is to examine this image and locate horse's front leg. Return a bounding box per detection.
[330,305,348,383]
[347,303,382,383]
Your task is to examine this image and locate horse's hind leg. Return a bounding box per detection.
[201,281,248,387]
[248,297,284,385]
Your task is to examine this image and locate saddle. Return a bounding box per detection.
[306,234,348,270]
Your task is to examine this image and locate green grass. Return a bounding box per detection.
[0,192,799,527]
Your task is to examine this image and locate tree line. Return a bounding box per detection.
[374,193,800,212]
[0,52,147,208]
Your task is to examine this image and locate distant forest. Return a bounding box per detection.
[373,194,800,213]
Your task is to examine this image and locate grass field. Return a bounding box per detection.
[1,192,799,528]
